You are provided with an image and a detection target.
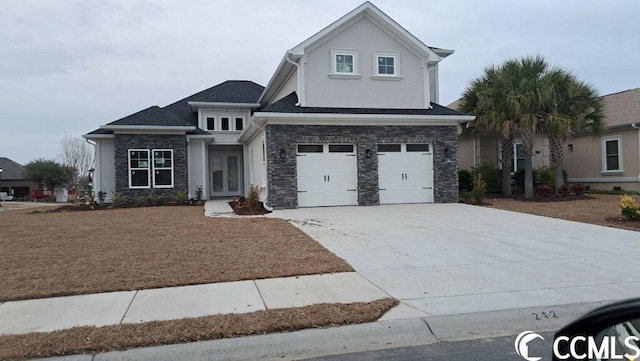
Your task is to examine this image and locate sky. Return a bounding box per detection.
[1,0,638,165]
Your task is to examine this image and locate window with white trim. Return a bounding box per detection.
[128,149,174,189]
[152,149,174,188]
[206,117,216,131]
[129,150,150,188]
[377,56,395,75]
[602,136,623,172]
[330,49,359,77]
[372,51,400,78]
[512,143,525,173]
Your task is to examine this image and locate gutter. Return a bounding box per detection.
[285,53,301,106]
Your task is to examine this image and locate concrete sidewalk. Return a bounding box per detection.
[0,272,393,335]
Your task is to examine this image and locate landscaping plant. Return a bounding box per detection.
[470,174,487,205]
[247,185,264,210]
[111,192,128,207]
[618,194,640,220]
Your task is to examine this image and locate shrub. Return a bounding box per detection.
[460,191,472,203]
[138,192,161,206]
[557,184,571,197]
[458,169,473,192]
[194,186,204,202]
[535,166,555,186]
[471,163,502,194]
[111,192,128,207]
[247,185,264,210]
[97,191,106,204]
[470,174,487,205]
[536,184,554,197]
[173,189,188,204]
[570,183,586,196]
[618,194,640,220]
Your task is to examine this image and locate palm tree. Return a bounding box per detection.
[460,65,517,196]
[540,69,604,193]
[460,56,548,198]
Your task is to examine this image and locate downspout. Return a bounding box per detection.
[285,54,301,106]
[632,123,640,184]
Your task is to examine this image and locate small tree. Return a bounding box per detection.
[59,134,94,204]
[24,159,67,193]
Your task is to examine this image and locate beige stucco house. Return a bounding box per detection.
[454,88,640,192]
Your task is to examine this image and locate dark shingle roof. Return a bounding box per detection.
[0,157,27,180]
[259,92,466,116]
[173,80,264,104]
[106,106,192,127]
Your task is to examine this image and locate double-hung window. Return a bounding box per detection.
[153,150,174,188]
[129,150,150,188]
[602,136,623,172]
[128,149,174,189]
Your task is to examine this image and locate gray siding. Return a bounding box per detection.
[114,134,188,202]
[265,124,458,209]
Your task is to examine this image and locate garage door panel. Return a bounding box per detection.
[378,144,434,205]
[297,145,357,207]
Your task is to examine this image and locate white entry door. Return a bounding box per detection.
[210,152,242,197]
[378,143,434,204]
[296,144,358,207]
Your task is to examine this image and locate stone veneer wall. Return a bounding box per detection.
[114,134,188,202]
[265,124,458,209]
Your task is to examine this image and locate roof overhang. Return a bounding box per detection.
[239,112,474,142]
[186,134,216,140]
[257,53,300,106]
[100,125,195,135]
[83,134,114,140]
[187,101,261,112]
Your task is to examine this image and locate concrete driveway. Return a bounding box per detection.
[270,203,640,316]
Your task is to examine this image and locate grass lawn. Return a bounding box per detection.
[485,194,640,231]
[0,206,353,302]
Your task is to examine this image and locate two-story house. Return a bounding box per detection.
[84,1,473,209]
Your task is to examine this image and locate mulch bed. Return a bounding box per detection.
[228,198,271,215]
[0,298,398,361]
[0,207,352,302]
[30,202,204,213]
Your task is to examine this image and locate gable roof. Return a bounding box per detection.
[260,2,452,105]
[0,157,27,180]
[105,106,192,127]
[260,92,466,116]
[289,1,451,60]
[601,88,640,127]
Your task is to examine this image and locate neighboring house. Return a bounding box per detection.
[564,88,640,192]
[454,88,640,192]
[0,157,39,200]
[85,1,473,208]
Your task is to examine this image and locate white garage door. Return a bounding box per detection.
[378,143,434,204]
[297,144,358,207]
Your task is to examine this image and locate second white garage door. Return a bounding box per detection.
[378,143,434,204]
[296,144,358,207]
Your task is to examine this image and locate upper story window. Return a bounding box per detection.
[329,49,360,79]
[377,56,395,75]
[372,51,401,80]
[602,136,623,172]
[336,54,354,73]
[202,114,245,132]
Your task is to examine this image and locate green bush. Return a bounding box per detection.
[173,189,188,203]
[194,186,204,202]
[97,191,106,203]
[471,163,502,194]
[111,192,128,207]
[458,169,473,192]
[535,166,555,186]
[138,192,161,206]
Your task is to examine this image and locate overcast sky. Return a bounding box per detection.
[1,0,638,165]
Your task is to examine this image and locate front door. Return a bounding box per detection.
[210,153,242,197]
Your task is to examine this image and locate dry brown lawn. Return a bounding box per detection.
[0,298,398,361]
[485,194,640,231]
[0,206,352,302]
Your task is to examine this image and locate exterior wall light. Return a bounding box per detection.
[279,148,286,159]
[365,148,372,158]
[568,144,573,152]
